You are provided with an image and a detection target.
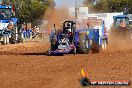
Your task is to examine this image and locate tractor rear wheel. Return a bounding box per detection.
[9,29,16,44]
[3,35,7,45]
[6,35,9,44]
[77,33,90,54]
[2,35,9,45]
[17,33,23,43]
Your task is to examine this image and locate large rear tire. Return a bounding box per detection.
[2,35,9,45]
[9,29,16,44]
[3,35,7,45]
[17,33,23,43]
[77,33,90,54]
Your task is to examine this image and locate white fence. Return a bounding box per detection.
[80,12,123,31]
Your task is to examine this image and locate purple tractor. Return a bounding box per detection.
[48,21,100,55]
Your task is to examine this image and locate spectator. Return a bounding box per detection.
[27,28,32,38]
[23,28,27,39]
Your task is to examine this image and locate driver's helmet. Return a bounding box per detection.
[66,23,71,32]
[67,23,71,27]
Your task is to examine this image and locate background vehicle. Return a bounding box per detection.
[0,5,23,44]
[110,15,132,41]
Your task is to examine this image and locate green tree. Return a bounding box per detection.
[1,0,55,25]
[84,0,132,13]
[12,0,55,25]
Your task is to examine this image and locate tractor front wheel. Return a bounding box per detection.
[51,35,57,51]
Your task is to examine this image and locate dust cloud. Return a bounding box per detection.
[108,30,132,51]
[43,7,73,33]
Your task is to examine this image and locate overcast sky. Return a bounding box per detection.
[54,0,83,8]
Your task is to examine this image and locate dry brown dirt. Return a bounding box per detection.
[0,41,131,88]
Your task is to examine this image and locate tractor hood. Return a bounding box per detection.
[0,18,18,30]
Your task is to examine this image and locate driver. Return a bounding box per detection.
[120,19,126,27]
[67,23,72,32]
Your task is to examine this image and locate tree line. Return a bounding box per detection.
[83,0,132,14]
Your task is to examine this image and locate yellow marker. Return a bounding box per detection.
[81,68,87,77]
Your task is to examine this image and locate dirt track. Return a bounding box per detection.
[0,42,132,88]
